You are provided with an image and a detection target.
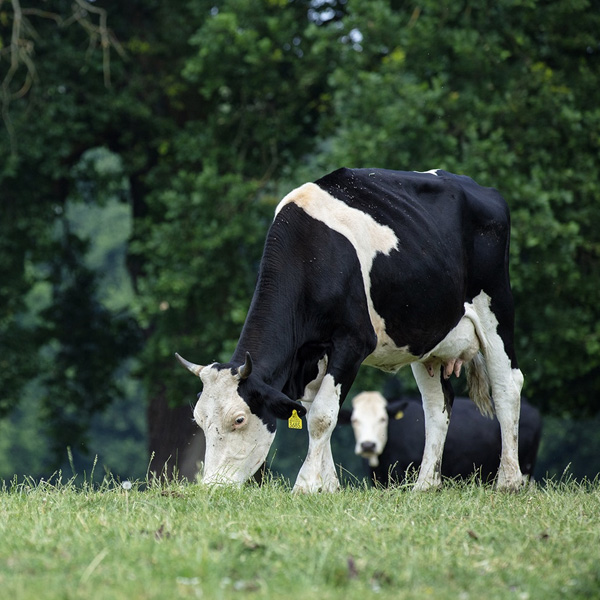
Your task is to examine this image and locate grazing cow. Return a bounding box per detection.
[339,392,542,486]
[176,168,524,493]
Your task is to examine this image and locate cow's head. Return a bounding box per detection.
[349,392,389,467]
[175,352,306,485]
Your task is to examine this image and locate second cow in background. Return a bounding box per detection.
[339,392,542,486]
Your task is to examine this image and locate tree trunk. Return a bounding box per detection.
[147,388,205,481]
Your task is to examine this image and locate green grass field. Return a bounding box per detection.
[1,475,599,599]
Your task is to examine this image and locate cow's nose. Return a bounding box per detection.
[361,441,376,453]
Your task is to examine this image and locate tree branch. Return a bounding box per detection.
[72,0,126,88]
[1,0,34,156]
[0,0,126,156]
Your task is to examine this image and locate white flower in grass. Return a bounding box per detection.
[121,480,132,491]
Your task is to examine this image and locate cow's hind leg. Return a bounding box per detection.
[411,362,451,491]
[495,367,524,490]
[472,292,524,491]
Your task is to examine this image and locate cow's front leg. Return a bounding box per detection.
[411,362,450,491]
[293,373,341,493]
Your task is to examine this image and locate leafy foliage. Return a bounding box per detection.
[36,230,141,457]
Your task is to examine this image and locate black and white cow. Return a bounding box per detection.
[339,392,541,486]
[176,168,524,493]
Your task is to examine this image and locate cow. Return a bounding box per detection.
[339,392,542,486]
[175,167,524,493]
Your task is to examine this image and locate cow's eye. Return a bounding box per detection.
[233,415,246,429]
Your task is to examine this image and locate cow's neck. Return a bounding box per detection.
[231,282,301,391]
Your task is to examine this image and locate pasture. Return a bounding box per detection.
[0,475,598,599]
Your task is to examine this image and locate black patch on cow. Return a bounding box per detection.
[282,342,329,402]
[441,370,455,415]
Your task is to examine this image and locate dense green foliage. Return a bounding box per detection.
[0,0,599,474]
[0,477,599,599]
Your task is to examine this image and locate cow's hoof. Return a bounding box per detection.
[292,477,340,494]
[495,479,526,493]
[412,483,442,493]
[496,465,525,492]
[412,477,442,492]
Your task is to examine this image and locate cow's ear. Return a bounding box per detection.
[387,400,410,418]
[264,393,307,420]
[337,408,352,425]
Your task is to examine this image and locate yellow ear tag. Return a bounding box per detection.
[288,409,303,430]
[394,410,404,420]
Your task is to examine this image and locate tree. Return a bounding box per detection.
[0,0,198,471]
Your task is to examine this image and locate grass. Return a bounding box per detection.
[0,474,599,599]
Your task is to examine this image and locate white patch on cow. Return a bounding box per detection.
[413,169,440,176]
[277,183,409,366]
[193,365,275,485]
[349,392,389,467]
[294,373,341,493]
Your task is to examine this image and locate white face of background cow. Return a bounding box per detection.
[176,352,303,485]
[351,392,389,467]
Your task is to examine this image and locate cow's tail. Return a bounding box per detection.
[466,352,494,418]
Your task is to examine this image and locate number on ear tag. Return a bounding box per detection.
[288,409,303,430]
